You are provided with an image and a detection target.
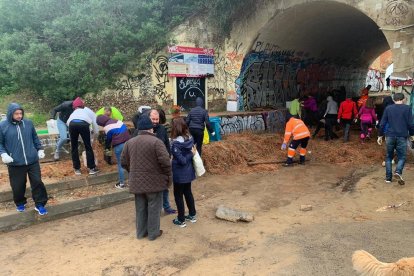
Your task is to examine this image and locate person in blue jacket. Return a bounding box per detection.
[378,93,414,185]
[185,97,215,156]
[170,117,197,228]
[0,103,48,215]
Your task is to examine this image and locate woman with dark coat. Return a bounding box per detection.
[170,118,197,228]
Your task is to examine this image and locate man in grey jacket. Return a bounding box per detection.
[0,103,48,215]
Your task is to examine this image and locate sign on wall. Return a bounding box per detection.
[168,46,214,77]
[176,77,206,111]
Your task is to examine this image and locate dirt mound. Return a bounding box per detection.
[202,132,386,175]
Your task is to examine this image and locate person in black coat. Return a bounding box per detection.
[148,109,176,215]
[185,97,214,156]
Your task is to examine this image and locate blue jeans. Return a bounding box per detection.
[163,189,172,210]
[385,137,407,179]
[56,118,69,152]
[114,143,125,184]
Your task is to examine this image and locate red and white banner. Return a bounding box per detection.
[391,78,413,87]
[168,46,214,56]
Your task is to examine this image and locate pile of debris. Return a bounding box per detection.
[202,132,386,175]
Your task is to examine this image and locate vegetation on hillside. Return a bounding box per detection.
[0,0,256,109]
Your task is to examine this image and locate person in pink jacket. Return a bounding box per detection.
[358,97,378,143]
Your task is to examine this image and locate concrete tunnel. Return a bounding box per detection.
[236,1,390,110]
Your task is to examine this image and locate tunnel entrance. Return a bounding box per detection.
[237,1,390,110]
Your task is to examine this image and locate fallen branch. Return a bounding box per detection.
[376,201,408,212]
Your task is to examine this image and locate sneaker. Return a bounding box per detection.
[53,151,60,161]
[35,205,48,216]
[16,204,25,212]
[385,179,392,183]
[394,172,405,185]
[89,167,100,175]
[172,218,186,228]
[74,169,82,175]
[115,182,125,189]
[164,208,177,215]
[185,215,197,223]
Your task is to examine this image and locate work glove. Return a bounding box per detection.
[337,119,340,123]
[1,153,13,164]
[281,143,287,150]
[38,150,45,159]
[377,136,383,145]
[104,149,112,157]
[211,132,216,136]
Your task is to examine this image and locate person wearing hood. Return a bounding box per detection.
[323,96,338,141]
[170,118,197,228]
[66,97,100,175]
[121,115,171,241]
[49,99,74,160]
[0,103,48,215]
[96,115,130,189]
[281,112,310,166]
[337,97,358,142]
[185,97,214,156]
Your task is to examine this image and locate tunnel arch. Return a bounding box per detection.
[236,0,390,110]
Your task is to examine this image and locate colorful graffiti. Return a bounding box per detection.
[209,42,245,100]
[366,68,383,91]
[236,41,367,110]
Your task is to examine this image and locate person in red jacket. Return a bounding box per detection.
[337,98,358,142]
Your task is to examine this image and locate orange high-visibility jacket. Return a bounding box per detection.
[283,118,310,144]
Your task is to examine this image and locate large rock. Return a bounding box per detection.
[215,205,254,223]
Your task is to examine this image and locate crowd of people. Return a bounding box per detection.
[283,86,414,187]
[1,87,413,240]
[0,96,214,240]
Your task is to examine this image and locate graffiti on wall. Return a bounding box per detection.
[209,42,245,100]
[265,110,286,133]
[220,114,265,135]
[153,55,171,103]
[366,68,384,91]
[217,110,286,135]
[114,54,172,106]
[384,0,413,26]
[236,40,367,110]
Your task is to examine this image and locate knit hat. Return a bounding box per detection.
[73,97,84,109]
[137,115,153,130]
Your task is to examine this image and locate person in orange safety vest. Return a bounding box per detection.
[281,112,311,167]
[357,85,371,109]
